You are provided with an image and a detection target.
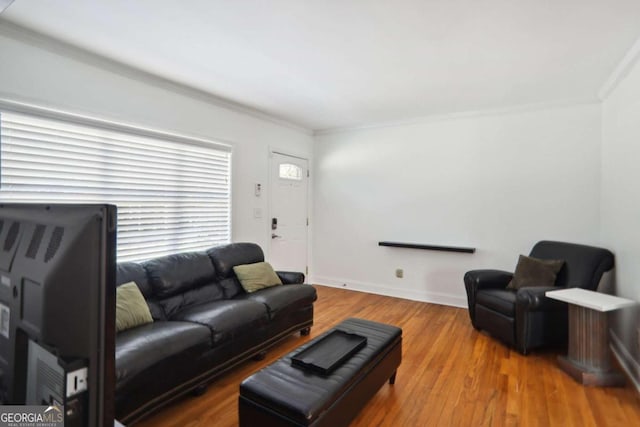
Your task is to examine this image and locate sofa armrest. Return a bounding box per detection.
[464,269,513,291]
[516,287,567,311]
[277,271,305,285]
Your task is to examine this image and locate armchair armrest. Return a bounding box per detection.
[516,287,567,311]
[464,269,513,327]
[276,271,305,285]
[464,269,513,291]
[515,286,569,354]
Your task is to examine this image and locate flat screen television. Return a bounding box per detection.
[0,203,116,427]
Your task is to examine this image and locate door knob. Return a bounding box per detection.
[271,233,281,239]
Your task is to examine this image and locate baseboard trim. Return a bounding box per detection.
[610,329,640,394]
[313,275,467,308]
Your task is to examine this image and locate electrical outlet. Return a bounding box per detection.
[395,268,403,278]
[66,367,88,397]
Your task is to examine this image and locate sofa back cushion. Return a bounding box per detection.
[157,282,226,319]
[206,243,265,298]
[116,262,164,320]
[117,262,152,298]
[217,277,243,299]
[143,251,216,298]
[207,243,264,278]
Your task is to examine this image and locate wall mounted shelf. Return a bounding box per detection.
[378,241,476,254]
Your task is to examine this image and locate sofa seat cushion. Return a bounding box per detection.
[172,299,269,344]
[115,321,212,390]
[238,284,317,320]
[476,289,517,317]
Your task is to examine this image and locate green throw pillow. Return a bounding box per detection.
[506,254,565,290]
[116,281,153,332]
[233,262,283,293]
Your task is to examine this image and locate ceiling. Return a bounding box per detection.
[2,1,640,132]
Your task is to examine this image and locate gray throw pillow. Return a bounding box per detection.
[506,254,565,290]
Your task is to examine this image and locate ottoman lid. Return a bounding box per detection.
[240,318,401,425]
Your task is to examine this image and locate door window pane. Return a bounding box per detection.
[279,163,302,181]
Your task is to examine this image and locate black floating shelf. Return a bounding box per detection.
[378,241,476,254]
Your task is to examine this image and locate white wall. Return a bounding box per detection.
[313,104,602,306]
[601,56,640,301]
[0,22,618,311]
[601,45,640,377]
[0,24,313,255]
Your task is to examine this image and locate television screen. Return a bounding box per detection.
[0,203,116,427]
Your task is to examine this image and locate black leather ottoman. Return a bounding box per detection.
[239,318,402,427]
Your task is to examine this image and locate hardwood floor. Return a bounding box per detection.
[136,285,640,426]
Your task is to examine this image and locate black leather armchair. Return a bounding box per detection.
[464,241,614,354]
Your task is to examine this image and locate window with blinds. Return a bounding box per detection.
[0,110,231,262]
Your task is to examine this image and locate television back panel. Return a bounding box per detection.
[0,203,116,426]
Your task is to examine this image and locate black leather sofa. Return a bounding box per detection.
[114,242,317,424]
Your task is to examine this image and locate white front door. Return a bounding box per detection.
[269,152,308,274]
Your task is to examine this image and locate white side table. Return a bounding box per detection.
[546,288,636,386]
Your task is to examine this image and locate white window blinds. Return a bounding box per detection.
[0,110,231,262]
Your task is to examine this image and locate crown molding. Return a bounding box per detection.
[0,19,313,136]
[0,0,15,15]
[598,36,640,101]
[314,98,600,137]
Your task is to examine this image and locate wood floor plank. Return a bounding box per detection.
[135,285,640,426]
